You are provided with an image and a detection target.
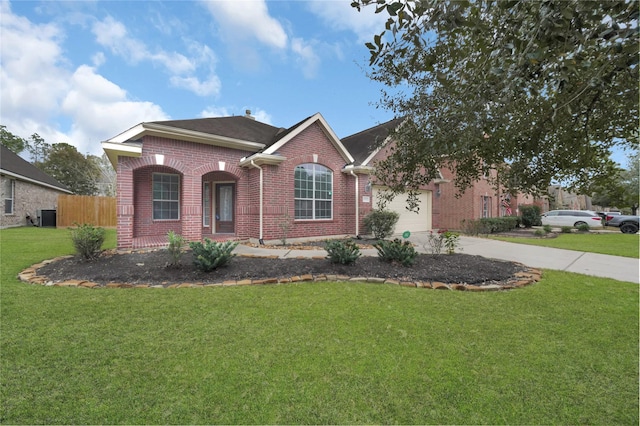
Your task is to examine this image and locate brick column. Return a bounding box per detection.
[181,174,202,243]
[117,166,134,249]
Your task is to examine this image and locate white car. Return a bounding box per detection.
[541,210,603,228]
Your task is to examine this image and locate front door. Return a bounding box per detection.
[215,183,235,233]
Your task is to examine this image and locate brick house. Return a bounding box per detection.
[341,118,536,232]
[0,144,72,229]
[104,112,535,250]
[103,112,364,249]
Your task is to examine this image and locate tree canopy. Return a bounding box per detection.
[40,143,101,195]
[0,125,26,154]
[352,0,638,207]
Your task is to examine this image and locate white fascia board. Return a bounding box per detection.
[341,164,375,174]
[102,141,142,168]
[106,123,265,151]
[238,153,286,167]
[143,123,266,151]
[0,170,73,194]
[264,113,355,164]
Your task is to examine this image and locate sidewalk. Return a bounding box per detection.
[234,234,639,284]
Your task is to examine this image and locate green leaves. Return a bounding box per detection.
[352,0,638,197]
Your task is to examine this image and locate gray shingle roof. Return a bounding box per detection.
[341,117,404,165]
[150,116,286,145]
[0,144,70,192]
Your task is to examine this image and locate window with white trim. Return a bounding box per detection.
[203,182,211,227]
[481,195,492,218]
[153,173,180,220]
[3,178,14,215]
[294,164,332,220]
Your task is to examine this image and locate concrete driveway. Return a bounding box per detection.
[407,232,639,284]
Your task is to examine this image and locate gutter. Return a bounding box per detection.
[250,160,264,243]
[348,169,359,237]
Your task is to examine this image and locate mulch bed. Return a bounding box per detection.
[33,248,534,289]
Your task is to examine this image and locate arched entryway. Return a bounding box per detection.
[202,171,237,237]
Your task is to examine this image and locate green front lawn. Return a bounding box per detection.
[491,232,639,258]
[1,227,638,424]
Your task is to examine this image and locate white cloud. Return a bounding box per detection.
[91,15,220,96]
[0,3,169,157]
[291,38,320,79]
[92,16,195,74]
[307,0,387,43]
[201,0,288,49]
[200,106,273,125]
[170,75,221,97]
[62,65,169,155]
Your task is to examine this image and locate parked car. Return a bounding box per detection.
[605,214,639,234]
[541,210,603,228]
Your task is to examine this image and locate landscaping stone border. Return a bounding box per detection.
[18,254,542,291]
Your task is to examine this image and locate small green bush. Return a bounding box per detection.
[443,231,460,254]
[561,226,573,233]
[166,231,186,267]
[520,205,542,228]
[373,238,417,266]
[363,209,399,239]
[189,239,238,272]
[534,229,545,237]
[461,217,519,235]
[576,223,591,232]
[542,224,553,233]
[325,239,361,265]
[70,223,106,260]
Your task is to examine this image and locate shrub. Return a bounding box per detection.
[278,213,292,246]
[189,239,238,272]
[166,231,186,267]
[534,229,545,237]
[70,223,106,260]
[576,223,591,232]
[461,217,519,235]
[425,230,461,255]
[520,205,542,228]
[363,209,399,239]
[443,231,460,254]
[561,226,573,233]
[425,230,445,255]
[325,239,361,265]
[542,224,553,234]
[373,238,417,266]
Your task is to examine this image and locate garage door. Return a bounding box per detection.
[373,186,432,234]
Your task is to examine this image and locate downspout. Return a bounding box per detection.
[349,170,359,237]
[250,160,264,243]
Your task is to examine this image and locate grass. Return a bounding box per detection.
[491,232,639,258]
[1,227,638,424]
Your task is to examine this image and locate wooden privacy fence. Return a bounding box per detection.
[57,195,116,228]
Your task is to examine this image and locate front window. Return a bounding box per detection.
[153,173,180,220]
[294,164,332,220]
[3,178,14,215]
[481,195,491,218]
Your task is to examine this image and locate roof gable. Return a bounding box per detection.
[263,113,354,164]
[341,117,404,166]
[0,144,71,193]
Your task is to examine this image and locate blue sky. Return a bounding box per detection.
[1,0,633,167]
[1,0,393,157]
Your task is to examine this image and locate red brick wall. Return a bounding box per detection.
[260,122,356,241]
[115,122,358,248]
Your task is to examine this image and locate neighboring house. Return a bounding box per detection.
[547,185,592,211]
[103,112,538,250]
[0,144,72,229]
[341,118,537,232]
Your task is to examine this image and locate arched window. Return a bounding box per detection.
[294,164,332,220]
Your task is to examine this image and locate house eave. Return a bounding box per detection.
[0,169,73,194]
[102,141,143,168]
[239,153,287,167]
[341,165,375,174]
